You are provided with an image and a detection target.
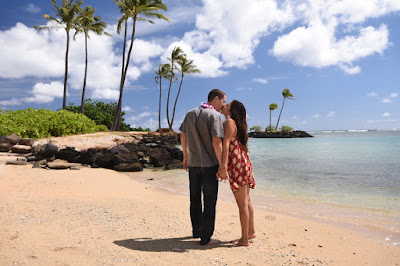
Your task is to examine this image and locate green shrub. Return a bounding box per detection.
[0,108,103,138]
[265,125,277,131]
[130,127,151,132]
[280,126,293,133]
[250,125,263,132]
[65,99,132,130]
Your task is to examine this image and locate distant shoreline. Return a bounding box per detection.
[248,130,313,138]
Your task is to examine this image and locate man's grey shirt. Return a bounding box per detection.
[180,107,224,168]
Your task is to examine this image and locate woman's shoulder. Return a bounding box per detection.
[224,118,236,126]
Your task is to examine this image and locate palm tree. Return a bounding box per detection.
[269,103,278,131]
[111,0,169,131]
[34,0,83,109]
[155,63,174,131]
[169,56,200,131]
[76,6,111,113]
[166,47,185,130]
[276,88,294,130]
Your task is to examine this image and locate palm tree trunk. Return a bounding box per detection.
[81,34,88,114]
[158,78,162,131]
[269,110,272,131]
[111,20,128,131]
[170,73,184,131]
[114,17,137,131]
[63,30,70,110]
[166,61,174,129]
[276,98,285,130]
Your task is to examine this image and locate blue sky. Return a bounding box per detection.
[0,0,399,131]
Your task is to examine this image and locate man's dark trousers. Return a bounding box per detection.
[189,166,219,245]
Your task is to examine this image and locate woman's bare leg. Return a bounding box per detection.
[248,192,256,239]
[233,185,250,246]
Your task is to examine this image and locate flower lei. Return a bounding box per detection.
[200,102,216,110]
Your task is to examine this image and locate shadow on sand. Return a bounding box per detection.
[114,236,233,253]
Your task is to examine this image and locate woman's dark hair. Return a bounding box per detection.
[230,100,248,153]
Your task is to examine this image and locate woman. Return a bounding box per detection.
[217,100,256,246]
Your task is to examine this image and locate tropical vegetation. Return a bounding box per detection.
[75,5,111,113]
[34,0,84,110]
[111,0,169,131]
[276,88,294,130]
[157,47,200,131]
[0,108,107,139]
[155,63,175,131]
[268,103,278,131]
[280,125,293,133]
[65,99,133,131]
[250,125,263,132]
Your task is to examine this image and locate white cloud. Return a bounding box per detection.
[253,78,268,84]
[0,97,23,106]
[313,113,321,119]
[91,88,119,100]
[269,0,400,74]
[24,81,64,103]
[367,91,378,97]
[390,93,399,98]
[383,112,390,117]
[0,22,167,103]
[162,41,227,78]
[327,111,336,117]
[271,22,389,74]
[26,3,41,14]
[381,98,393,103]
[127,111,157,122]
[122,106,132,112]
[196,0,295,69]
[339,64,361,75]
[235,87,253,92]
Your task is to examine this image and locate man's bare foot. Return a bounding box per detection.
[249,233,256,240]
[207,238,220,245]
[232,238,249,246]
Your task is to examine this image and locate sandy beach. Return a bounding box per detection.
[1,154,399,265]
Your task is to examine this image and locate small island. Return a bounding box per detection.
[248,130,313,138]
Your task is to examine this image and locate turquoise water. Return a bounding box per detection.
[249,130,400,213]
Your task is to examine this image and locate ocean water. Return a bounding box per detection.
[129,129,400,243]
[250,129,400,214]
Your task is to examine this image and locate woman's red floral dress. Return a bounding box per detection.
[227,136,256,192]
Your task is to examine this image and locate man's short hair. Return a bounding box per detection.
[208,89,226,102]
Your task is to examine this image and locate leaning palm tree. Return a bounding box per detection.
[111,0,169,131]
[268,103,278,131]
[169,56,200,131]
[155,63,175,131]
[276,88,294,130]
[166,47,185,129]
[34,0,83,109]
[75,6,111,113]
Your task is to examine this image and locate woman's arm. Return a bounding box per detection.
[217,119,236,180]
[181,133,188,171]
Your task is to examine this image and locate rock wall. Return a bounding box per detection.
[248,130,313,138]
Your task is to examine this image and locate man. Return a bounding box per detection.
[180,89,226,245]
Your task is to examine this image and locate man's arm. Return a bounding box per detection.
[181,132,189,171]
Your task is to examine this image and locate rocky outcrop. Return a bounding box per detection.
[24,133,183,172]
[248,130,313,138]
[0,135,35,153]
[2,133,183,172]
